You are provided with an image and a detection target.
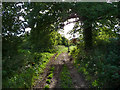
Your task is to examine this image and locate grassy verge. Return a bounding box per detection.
[44,66,55,88]
[32,52,55,86]
[54,45,68,60]
[3,45,75,88]
[68,45,76,56]
[55,45,76,60]
[2,50,55,88]
[59,64,74,88]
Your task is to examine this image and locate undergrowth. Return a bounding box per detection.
[59,64,74,88]
[2,50,54,88]
[55,45,75,60]
[44,66,55,88]
[2,45,67,88]
[54,45,68,60]
[71,39,120,88]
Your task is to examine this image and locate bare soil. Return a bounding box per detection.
[33,52,89,89]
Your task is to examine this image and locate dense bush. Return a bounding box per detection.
[71,39,120,88]
[2,49,54,88]
[2,45,69,88]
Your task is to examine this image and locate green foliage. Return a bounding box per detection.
[59,65,74,88]
[54,45,68,60]
[2,50,54,88]
[2,2,120,89]
[45,66,55,87]
[55,45,68,52]
[70,46,79,60]
[71,39,120,88]
[47,73,53,79]
[26,2,118,50]
[2,2,25,57]
[3,2,119,54]
[46,79,51,84]
[44,85,49,88]
[20,34,31,50]
[61,36,68,46]
[29,28,66,53]
[2,50,32,79]
[92,80,98,87]
[50,66,55,72]
[2,35,22,57]
[2,50,34,88]
[68,46,76,56]
[47,66,54,79]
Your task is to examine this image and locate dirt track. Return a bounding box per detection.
[33,52,88,88]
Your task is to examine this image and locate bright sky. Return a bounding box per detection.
[23,17,80,40]
[58,23,79,40]
[19,6,80,39]
[58,18,80,40]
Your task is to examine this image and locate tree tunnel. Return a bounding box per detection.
[27,2,118,50]
[3,2,118,52]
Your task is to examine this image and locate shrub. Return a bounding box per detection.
[71,39,120,87]
[46,79,51,84]
[44,85,49,88]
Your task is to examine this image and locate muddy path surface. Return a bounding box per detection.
[33,52,89,88]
